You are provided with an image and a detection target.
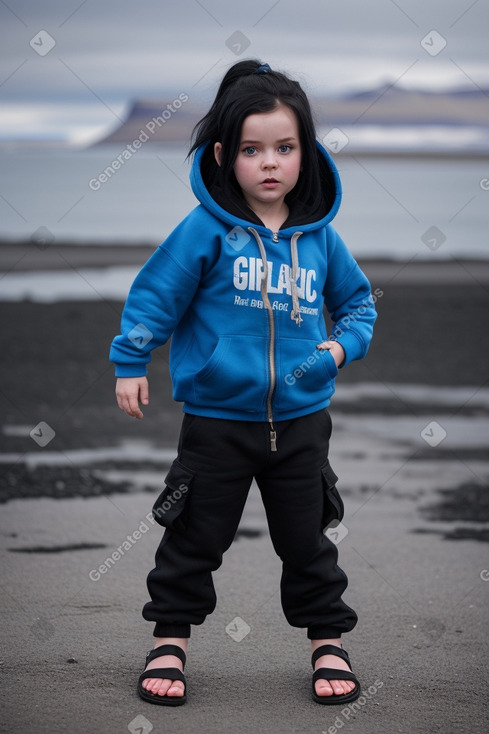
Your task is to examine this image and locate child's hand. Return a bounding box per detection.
[317,341,345,368]
[115,377,149,419]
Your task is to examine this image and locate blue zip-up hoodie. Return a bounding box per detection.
[110,141,376,423]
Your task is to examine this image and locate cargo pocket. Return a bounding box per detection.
[321,460,344,530]
[152,458,194,532]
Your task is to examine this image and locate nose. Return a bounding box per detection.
[261,148,278,169]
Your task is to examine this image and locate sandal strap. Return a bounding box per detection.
[311,644,350,669]
[312,667,360,687]
[138,667,186,686]
[146,644,186,668]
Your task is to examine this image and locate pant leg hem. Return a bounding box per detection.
[307,627,347,640]
[153,623,191,638]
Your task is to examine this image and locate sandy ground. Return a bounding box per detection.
[0,244,488,733]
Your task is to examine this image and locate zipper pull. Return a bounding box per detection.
[269,424,277,452]
[272,232,279,243]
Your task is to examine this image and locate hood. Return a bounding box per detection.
[189,140,342,236]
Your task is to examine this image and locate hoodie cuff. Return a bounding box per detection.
[114,364,148,378]
[335,331,364,367]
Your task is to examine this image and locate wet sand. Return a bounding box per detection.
[1,245,488,500]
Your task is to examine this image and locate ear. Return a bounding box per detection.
[214,142,222,167]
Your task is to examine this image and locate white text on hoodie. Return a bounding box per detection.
[233,257,317,303]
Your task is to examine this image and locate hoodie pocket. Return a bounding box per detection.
[277,338,338,412]
[321,459,344,530]
[193,335,268,412]
[152,458,194,532]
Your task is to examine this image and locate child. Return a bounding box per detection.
[110,59,376,706]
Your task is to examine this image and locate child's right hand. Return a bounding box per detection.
[115,377,149,419]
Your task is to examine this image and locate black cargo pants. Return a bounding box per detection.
[142,409,358,639]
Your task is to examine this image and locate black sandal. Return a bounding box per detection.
[311,644,360,705]
[137,644,187,706]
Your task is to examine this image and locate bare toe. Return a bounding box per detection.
[315,679,334,696]
[166,681,185,697]
[331,679,348,696]
[143,677,171,696]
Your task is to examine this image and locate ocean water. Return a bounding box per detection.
[0,143,487,261]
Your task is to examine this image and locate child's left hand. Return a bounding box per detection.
[317,341,345,368]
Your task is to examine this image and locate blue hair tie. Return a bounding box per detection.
[254,63,271,74]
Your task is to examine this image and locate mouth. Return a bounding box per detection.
[262,178,278,183]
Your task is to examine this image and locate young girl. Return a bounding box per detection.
[110,59,376,706]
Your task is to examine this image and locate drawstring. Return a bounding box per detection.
[290,231,303,326]
[249,228,270,301]
[248,228,304,326]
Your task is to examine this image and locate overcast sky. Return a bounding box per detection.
[1,0,488,142]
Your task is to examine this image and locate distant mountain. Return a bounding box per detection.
[94,85,489,145]
[96,96,203,145]
[344,84,488,101]
[313,84,489,127]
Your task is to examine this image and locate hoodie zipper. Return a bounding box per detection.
[263,279,277,452]
[249,227,277,452]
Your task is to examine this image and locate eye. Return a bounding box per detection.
[243,146,257,155]
[278,144,292,153]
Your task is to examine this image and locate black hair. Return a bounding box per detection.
[189,59,335,227]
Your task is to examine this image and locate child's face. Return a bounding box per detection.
[215,104,302,219]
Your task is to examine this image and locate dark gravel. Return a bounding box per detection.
[1,272,488,503]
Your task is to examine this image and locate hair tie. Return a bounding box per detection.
[254,63,271,75]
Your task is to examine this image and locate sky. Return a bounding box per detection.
[1,0,488,143]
